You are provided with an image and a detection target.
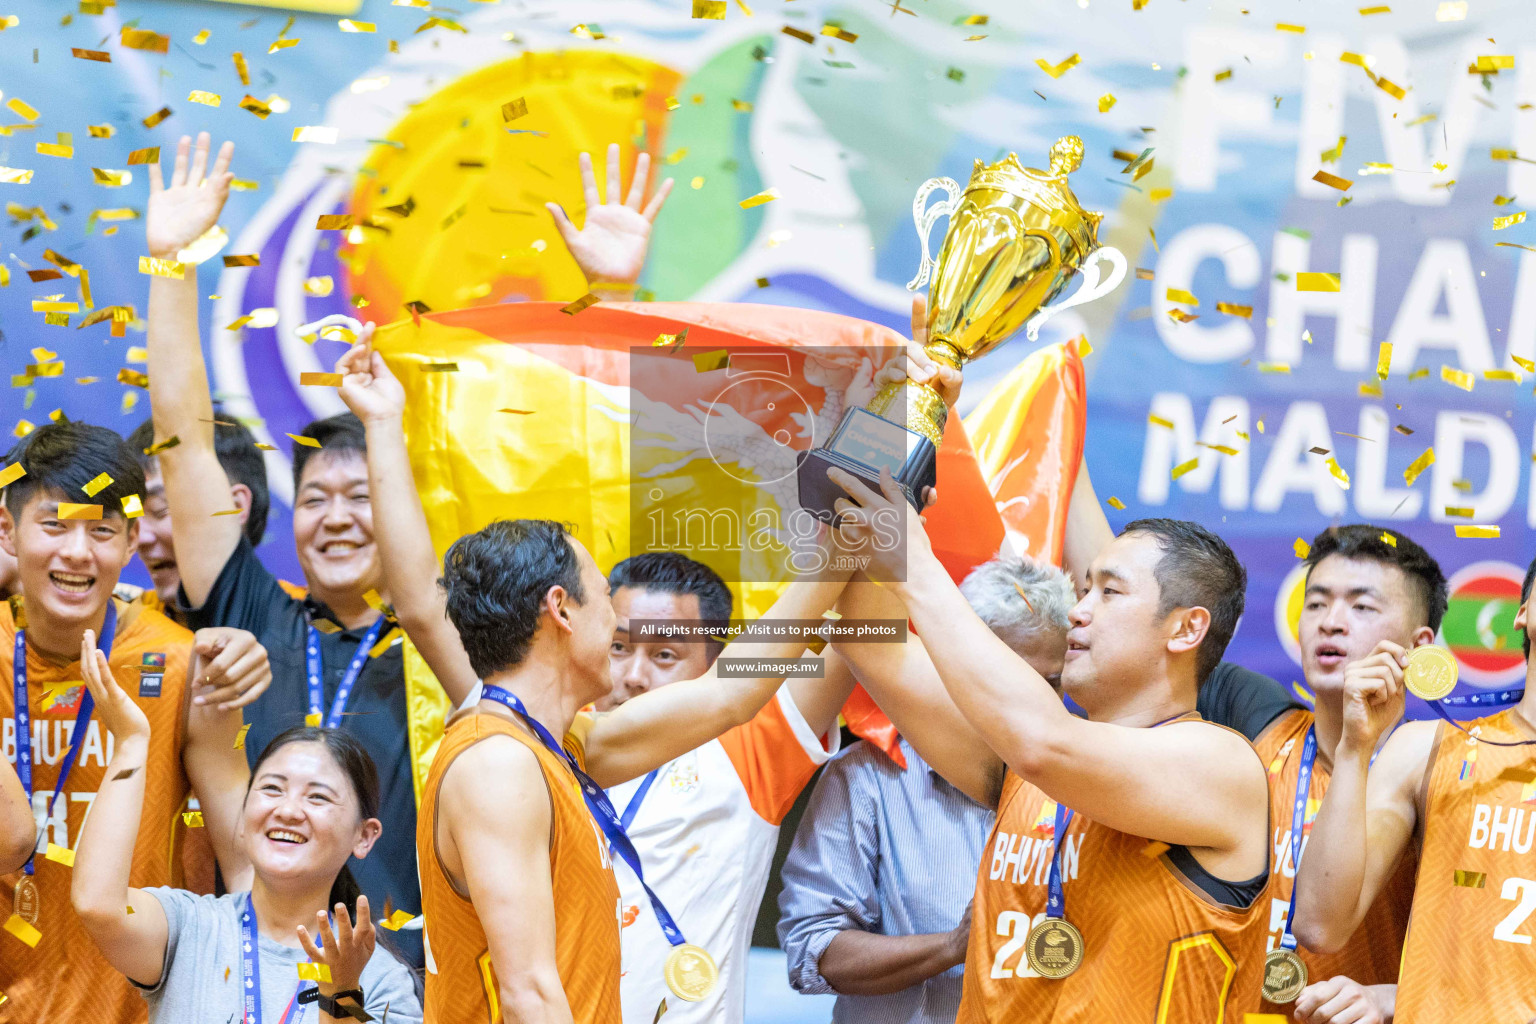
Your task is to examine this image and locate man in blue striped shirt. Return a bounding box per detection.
[777,556,1072,1024]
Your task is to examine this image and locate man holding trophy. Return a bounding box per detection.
[816,138,1272,1020]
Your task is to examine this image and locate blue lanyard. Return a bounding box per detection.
[12,601,117,875]
[240,894,314,1024]
[1424,687,1536,747]
[478,685,687,948]
[304,616,385,730]
[1044,801,1075,920]
[619,769,660,831]
[1278,726,1318,952]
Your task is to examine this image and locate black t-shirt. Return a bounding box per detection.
[1197,661,1303,742]
[180,538,423,968]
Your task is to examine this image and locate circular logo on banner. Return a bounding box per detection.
[1273,563,1308,666]
[1440,561,1527,687]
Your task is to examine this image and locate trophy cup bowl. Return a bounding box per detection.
[797,135,1127,522]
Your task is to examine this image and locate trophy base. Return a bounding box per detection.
[796,408,937,523]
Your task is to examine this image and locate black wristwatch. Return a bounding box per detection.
[298,987,372,1022]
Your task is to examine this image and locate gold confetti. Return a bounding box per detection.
[1441,365,1474,392]
[1444,506,1474,518]
[71,48,110,62]
[421,363,459,373]
[740,188,780,208]
[142,107,173,129]
[293,126,338,144]
[297,963,332,983]
[693,349,731,373]
[58,503,102,520]
[0,463,25,487]
[692,0,727,17]
[223,254,260,267]
[1259,362,1291,374]
[1214,69,1233,82]
[731,99,753,112]
[1436,1,1467,19]
[287,433,322,449]
[5,97,38,121]
[781,25,815,43]
[0,167,34,185]
[1216,302,1252,319]
[233,52,250,86]
[338,19,375,32]
[1485,369,1522,382]
[1312,170,1353,191]
[87,124,114,138]
[316,214,352,230]
[1148,414,1175,429]
[236,95,271,120]
[821,24,858,43]
[137,256,184,279]
[1149,187,1173,202]
[1106,496,1125,510]
[181,810,204,828]
[1455,525,1499,539]
[82,472,112,497]
[1471,55,1515,74]
[4,914,41,948]
[1294,538,1311,559]
[1403,448,1435,486]
[44,842,75,867]
[1167,309,1198,324]
[1514,355,1536,373]
[121,494,142,519]
[1375,77,1406,100]
[369,626,402,658]
[120,27,169,53]
[1359,4,1391,13]
[300,373,343,387]
[187,91,220,107]
[502,97,528,121]
[1170,457,1199,481]
[1036,53,1081,79]
[143,436,180,456]
[233,723,251,750]
[1276,22,1306,32]
[91,168,132,187]
[1166,288,1198,306]
[193,29,210,45]
[1296,273,1341,292]
[1493,212,1527,230]
[380,909,417,931]
[561,294,600,316]
[1373,342,1393,380]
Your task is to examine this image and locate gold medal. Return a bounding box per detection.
[1262,948,1307,1003]
[663,943,718,1002]
[1404,644,1458,701]
[1024,918,1084,979]
[12,875,40,926]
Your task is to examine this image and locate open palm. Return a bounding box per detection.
[146,133,234,259]
[547,143,673,289]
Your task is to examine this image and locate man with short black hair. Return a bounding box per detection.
[603,551,734,708]
[0,419,267,1022]
[832,470,1271,1020]
[125,415,271,614]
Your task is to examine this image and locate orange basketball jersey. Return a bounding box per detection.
[957,763,1269,1023]
[1254,709,1414,1014]
[1395,710,1536,1021]
[419,709,622,1024]
[1,599,197,1024]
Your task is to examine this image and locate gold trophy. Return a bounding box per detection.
[798,135,1126,519]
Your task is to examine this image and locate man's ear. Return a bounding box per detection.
[0,507,17,560]
[119,520,140,570]
[1409,623,1437,649]
[1166,606,1211,658]
[546,585,576,637]
[229,483,253,527]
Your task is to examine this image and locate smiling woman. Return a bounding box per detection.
[70,674,423,1024]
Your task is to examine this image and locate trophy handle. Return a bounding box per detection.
[1024,245,1128,341]
[907,177,962,291]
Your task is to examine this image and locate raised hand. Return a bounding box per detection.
[1340,640,1408,755]
[80,629,150,745]
[335,328,406,425]
[190,628,273,712]
[297,895,375,1000]
[147,133,235,260]
[547,143,674,294]
[828,466,937,586]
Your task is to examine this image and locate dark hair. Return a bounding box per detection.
[1521,553,1536,660]
[3,419,146,523]
[127,416,271,546]
[1122,518,1246,685]
[1305,524,1448,634]
[440,519,587,677]
[609,552,732,657]
[248,726,379,911]
[290,412,367,494]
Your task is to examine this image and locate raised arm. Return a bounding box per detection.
[580,570,852,788]
[0,757,32,874]
[546,143,673,301]
[1063,460,1113,590]
[145,133,244,608]
[335,341,478,706]
[1294,642,1429,953]
[832,578,1004,808]
[442,737,574,1024]
[834,470,1266,853]
[70,630,171,988]
[181,628,259,892]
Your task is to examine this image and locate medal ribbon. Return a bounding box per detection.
[1044,801,1076,921]
[1277,726,1318,952]
[304,616,385,730]
[620,769,661,831]
[479,685,688,949]
[1422,687,1536,747]
[13,600,117,874]
[240,893,317,1024]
